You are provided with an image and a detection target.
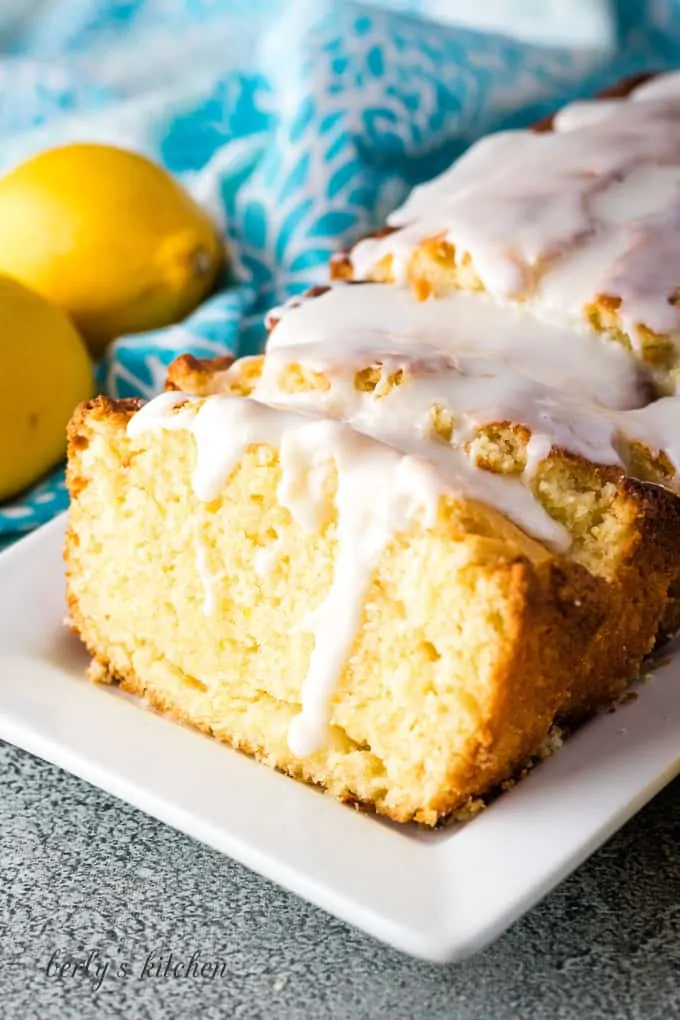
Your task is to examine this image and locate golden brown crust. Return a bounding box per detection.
[563,474,680,714]
[165,353,234,394]
[68,395,143,437]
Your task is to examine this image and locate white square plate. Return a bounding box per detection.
[2,514,680,963]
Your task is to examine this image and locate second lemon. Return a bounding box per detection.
[0,143,224,356]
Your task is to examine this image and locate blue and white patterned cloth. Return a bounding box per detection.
[2,0,680,546]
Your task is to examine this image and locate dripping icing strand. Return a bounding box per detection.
[128,392,446,757]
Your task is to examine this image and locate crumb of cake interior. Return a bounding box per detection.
[331,70,680,386]
[164,353,234,395]
[67,387,622,826]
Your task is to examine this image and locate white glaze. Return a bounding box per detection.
[552,99,629,133]
[349,81,680,352]
[632,71,680,103]
[267,296,680,493]
[266,283,649,410]
[257,341,622,479]
[268,292,680,489]
[617,396,680,475]
[554,72,680,132]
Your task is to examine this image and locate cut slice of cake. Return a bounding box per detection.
[66,392,619,825]
[67,344,680,825]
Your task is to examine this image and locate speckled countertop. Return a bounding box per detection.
[2,741,679,1020]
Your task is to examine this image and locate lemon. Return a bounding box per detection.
[0,143,224,356]
[0,275,93,501]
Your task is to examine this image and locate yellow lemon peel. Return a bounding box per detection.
[0,143,224,356]
[0,275,93,500]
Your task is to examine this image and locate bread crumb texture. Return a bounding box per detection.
[65,391,680,825]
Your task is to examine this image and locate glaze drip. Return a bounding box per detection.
[128,393,445,757]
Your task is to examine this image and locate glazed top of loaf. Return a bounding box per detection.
[344,71,680,353]
[266,282,650,410]
[265,282,680,485]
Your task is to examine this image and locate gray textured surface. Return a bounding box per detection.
[1,741,679,1020]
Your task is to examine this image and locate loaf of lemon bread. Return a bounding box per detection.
[66,72,680,824]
